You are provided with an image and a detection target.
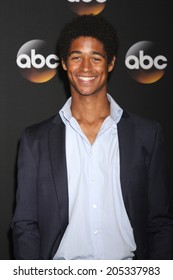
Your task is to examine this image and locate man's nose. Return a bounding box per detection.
[81,58,92,72]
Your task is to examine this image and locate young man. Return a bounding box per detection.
[12,15,173,260]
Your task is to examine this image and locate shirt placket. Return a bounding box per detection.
[88,143,104,259]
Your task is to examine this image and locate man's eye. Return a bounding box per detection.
[92,57,101,61]
[71,56,80,61]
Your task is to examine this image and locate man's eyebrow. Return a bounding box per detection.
[68,50,105,58]
[92,51,105,58]
[68,51,82,57]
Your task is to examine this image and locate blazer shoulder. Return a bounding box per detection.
[122,110,162,132]
[22,114,64,140]
[120,111,164,148]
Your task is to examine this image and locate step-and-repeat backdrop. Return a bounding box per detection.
[1,0,172,259]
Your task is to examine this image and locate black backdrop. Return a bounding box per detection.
[0,0,172,259]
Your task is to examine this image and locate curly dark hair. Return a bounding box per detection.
[57,15,119,64]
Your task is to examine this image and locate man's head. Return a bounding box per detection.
[57,14,119,65]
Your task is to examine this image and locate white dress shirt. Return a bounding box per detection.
[53,94,136,260]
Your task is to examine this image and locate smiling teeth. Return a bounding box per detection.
[78,76,95,81]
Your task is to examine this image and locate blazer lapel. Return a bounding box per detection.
[48,115,68,230]
[117,111,135,213]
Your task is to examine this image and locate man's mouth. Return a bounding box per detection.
[77,76,96,82]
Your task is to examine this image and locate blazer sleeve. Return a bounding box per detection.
[147,122,173,259]
[11,129,41,259]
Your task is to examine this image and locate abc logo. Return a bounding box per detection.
[125,41,167,84]
[16,40,59,83]
[67,0,107,15]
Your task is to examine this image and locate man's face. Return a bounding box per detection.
[62,36,115,97]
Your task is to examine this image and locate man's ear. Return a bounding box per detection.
[61,59,67,71]
[108,56,116,72]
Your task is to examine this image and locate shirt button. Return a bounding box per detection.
[89,151,92,157]
[94,230,98,235]
[92,204,97,209]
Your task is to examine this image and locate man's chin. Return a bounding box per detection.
[78,90,98,97]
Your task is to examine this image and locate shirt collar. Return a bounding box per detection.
[59,97,73,125]
[107,94,123,124]
[59,94,123,125]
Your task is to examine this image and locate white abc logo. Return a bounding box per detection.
[125,50,167,70]
[67,0,106,15]
[16,40,59,83]
[17,49,59,69]
[125,41,167,84]
[67,0,107,3]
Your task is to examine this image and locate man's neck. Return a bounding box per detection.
[71,92,110,124]
[70,92,110,144]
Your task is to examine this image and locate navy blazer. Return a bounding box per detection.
[12,111,173,259]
